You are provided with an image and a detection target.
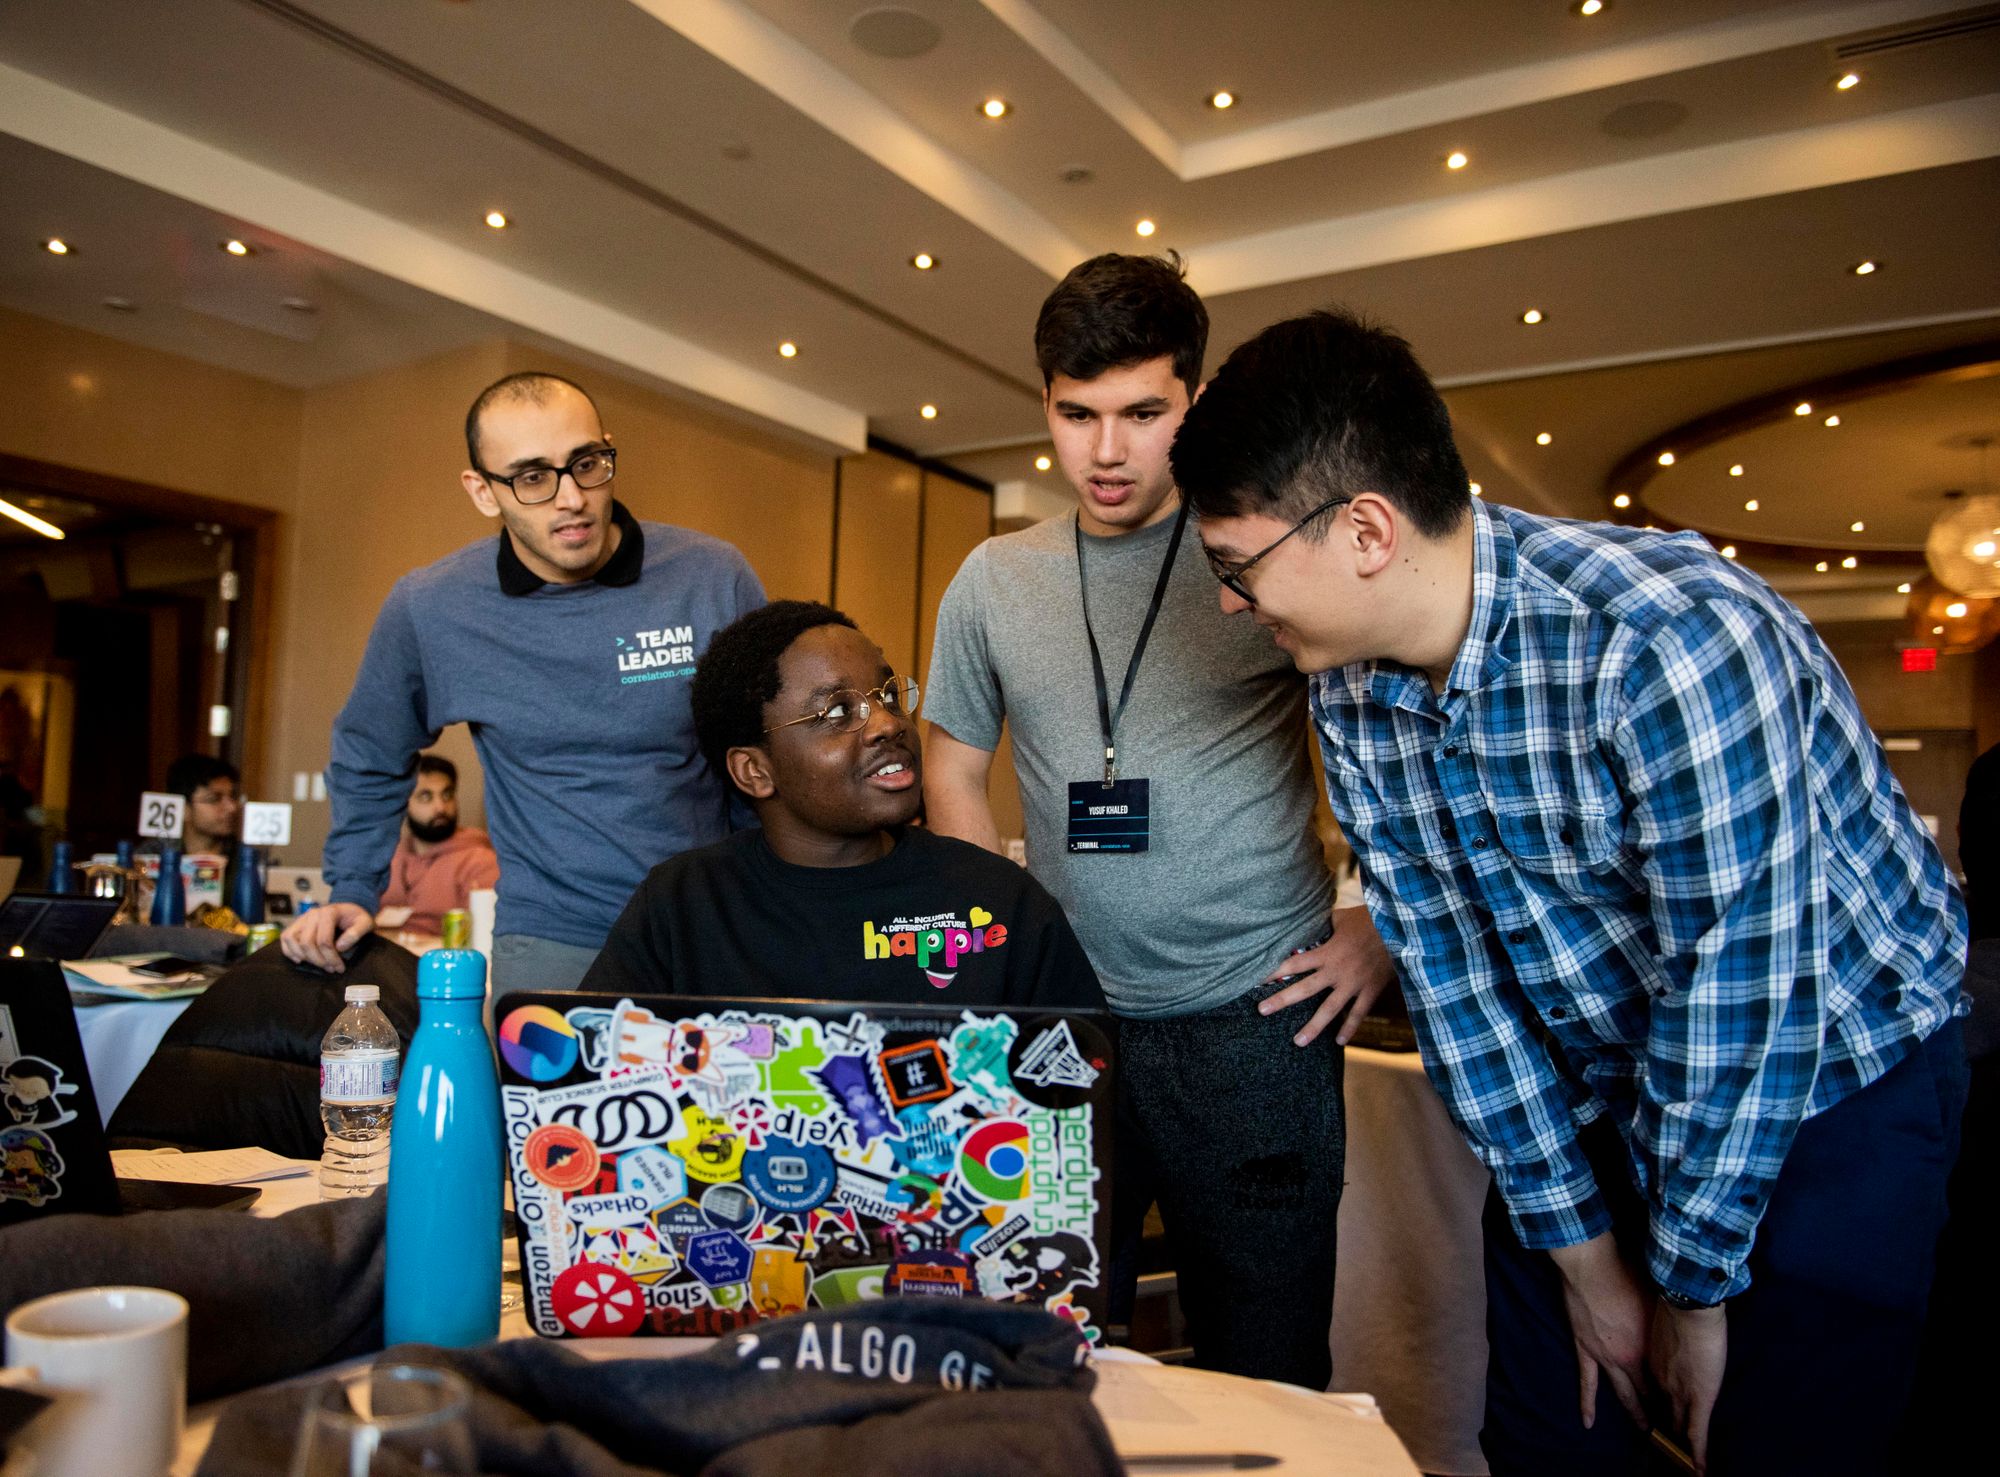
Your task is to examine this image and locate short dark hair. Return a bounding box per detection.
[464,371,600,468]
[1034,253,1208,398]
[164,754,238,800]
[415,753,457,785]
[691,601,858,785]
[1171,308,1469,539]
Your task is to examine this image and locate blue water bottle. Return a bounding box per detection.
[150,845,186,925]
[385,949,502,1346]
[229,842,265,924]
[47,841,75,895]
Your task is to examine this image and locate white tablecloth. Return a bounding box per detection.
[1335,1046,1493,1475]
[71,996,193,1124]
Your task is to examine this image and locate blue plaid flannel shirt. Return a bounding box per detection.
[1312,500,1965,1302]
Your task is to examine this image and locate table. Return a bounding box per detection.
[1334,1046,1493,1476]
[71,995,193,1124]
[168,1166,1423,1476]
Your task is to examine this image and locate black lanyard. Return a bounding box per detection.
[1075,500,1190,787]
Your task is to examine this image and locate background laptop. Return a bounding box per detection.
[263,866,330,918]
[0,894,119,962]
[496,992,1115,1344]
[0,959,256,1224]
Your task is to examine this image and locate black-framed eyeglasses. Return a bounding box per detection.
[476,446,617,505]
[1203,494,1350,602]
[764,677,921,736]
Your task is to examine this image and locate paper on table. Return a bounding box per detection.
[112,1147,316,1185]
[65,955,211,1000]
[1094,1363,1421,1475]
[374,906,413,928]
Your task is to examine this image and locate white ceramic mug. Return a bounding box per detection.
[4,1286,188,1477]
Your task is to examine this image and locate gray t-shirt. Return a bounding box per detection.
[924,508,1333,1018]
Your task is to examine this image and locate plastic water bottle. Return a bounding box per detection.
[319,983,400,1200]
[385,950,501,1347]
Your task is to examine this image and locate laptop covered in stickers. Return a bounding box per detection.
[495,992,1115,1345]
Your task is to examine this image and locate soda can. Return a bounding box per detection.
[245,923,281,954]
[441,909,471,949]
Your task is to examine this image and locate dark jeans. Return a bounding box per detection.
[1480,1020,1969,1477]
[1109,986,1345,1388]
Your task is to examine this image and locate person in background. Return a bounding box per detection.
[583,601,1103,1013]
[1171,305,1968,1477]
[282,371,765,987]
[166,754,242,858]
[1960,740,1997,942]
[374,753,499,935]
[921,254,1392,1386]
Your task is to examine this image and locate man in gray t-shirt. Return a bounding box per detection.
[924,254,1393,1386]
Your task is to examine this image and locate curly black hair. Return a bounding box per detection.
[691,601,858,785]
[164,753,239,799]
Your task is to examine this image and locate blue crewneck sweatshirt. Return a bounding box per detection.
[323,508,765,948]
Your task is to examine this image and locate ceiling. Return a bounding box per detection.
[0,0,1996,613]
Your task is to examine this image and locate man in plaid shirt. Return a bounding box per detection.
[1171,308,1967,1477]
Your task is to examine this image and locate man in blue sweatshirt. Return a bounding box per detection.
[281,371,765,987]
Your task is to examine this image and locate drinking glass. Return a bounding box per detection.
[288,1363,475,1476]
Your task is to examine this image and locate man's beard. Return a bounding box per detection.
[408,813,457,845]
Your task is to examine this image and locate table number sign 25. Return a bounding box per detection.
[241,802,293,849]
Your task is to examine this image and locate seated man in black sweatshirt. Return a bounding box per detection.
[583,600,1104,1011]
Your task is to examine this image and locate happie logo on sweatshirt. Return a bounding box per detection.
[862,908,1008,989]
[615,625,698,686]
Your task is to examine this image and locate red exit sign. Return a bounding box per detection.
[1902,647,1938,673]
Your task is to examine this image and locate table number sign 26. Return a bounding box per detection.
[136,792,185,840]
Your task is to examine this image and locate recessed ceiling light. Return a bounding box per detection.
[1947,601,1969,618]
[1612,493,1632,509]
[1469,481,1483,496]
[778,341,798,358]
[1520,308,1544,325]
[1852,260,1877,275]
[1842,556,1859,569]
[1934,625,1946,634]
[1794,402,1812,416]
[1576,0,1606,14]
[1897,582,1912,594]
[1824,414,1841,427]
[1730,464,1744,477]
[1208,91,1236,110]
[1135,219,1157,237]
[43,238,71,256]
[101,295,135,312]
[1657,451,1675,467]
[1745,499,1760,511]
[1835,71,1861,90]
[1035,455,1052,472]
[1816,561,1829,572]
[1850,520,1865,532]
[920,404,938,419]
[981,98,1010,119]
[911,252,936,270]
[1445,150,1469,171]
[1976,540,1999,558]
[222,239,251,256]
[484,210,509,230]
[1536,432,1552,446]
[1721,545,1738,559]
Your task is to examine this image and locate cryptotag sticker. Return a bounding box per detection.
[524,1123,601,1193]
[551,1262,646,1337]
[742,1135,836,1213]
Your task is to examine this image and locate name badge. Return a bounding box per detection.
[1067,778,1150,854]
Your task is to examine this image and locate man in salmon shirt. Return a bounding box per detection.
[377,754,499,933]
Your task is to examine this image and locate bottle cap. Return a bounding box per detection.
[417,948,487,1001]
[344,984,380,1003]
